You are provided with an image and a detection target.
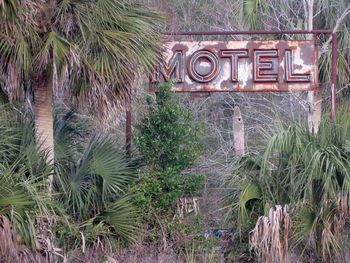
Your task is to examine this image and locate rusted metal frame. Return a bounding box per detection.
[126,31,338,154]
[162,30,332,36]
[331,33,338,121]
[161,30,338,119]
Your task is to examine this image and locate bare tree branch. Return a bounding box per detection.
[320,3,350,57]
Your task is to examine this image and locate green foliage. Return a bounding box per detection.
[132,83,205,249]
[0,104,52,250]
[0,103,141,254]
[224,108,350,262]
[179,235,223,263]
[132,170,205,215]
[133,83,204,215]
[134,83,203,172]
[0,0,163,116]
[53,217,110,252]
[55,131,140,244]
[54,108,86,164]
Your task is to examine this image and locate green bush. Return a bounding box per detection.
[133,170,205,215]
[224,109,350,262]
[133,82,205,219]
[134,83,202,172]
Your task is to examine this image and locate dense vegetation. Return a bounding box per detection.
[224,109,350,262]
[1,0,350,263]
[133,83,204,214]
[0,104,142,262]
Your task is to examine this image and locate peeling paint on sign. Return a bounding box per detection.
[151,40,318,92]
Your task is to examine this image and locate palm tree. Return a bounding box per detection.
[225,109,350,262]
[0,0,162,169]
[0,101,141,260]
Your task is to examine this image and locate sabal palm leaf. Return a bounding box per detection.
[0,104,52,181]
[101,195,140,243]
[1,0,162,173]
[54,108,85,163]
[54,132,139,243]
[225,108,350,261]
[1,0,162,110]
[0,148,51,252]
[56,134,137,220]
[87,136,136,201]
[0,155,51,250]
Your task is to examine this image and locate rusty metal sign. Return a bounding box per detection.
[151,40,318,92]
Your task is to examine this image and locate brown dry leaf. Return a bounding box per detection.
[250,205,290,263]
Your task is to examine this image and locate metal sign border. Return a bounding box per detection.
[157,30,337,120]
[126,30,338,154]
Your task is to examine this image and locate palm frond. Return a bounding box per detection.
[225,107,350,261]
[56,134,137,220]
[100,195,140,244]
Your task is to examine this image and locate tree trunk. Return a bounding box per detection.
[33,74,54,188]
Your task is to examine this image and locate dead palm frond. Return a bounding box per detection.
[0,0,162,118]
[225,108,350,262]
[250,205,290,263]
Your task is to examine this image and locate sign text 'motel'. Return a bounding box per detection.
[151,40,318,92]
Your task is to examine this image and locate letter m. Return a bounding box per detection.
[152,50,184,83]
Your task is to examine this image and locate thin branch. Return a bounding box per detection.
[320,4,350,57]
[314,83,350,105]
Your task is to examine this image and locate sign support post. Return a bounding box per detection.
[125,30,338,154]
[331,33,338,120]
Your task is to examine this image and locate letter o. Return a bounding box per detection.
[188,50,219,83]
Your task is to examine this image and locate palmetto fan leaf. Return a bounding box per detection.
[55,133,139,243]
[1,0,162,171]
[56,134,137,220]
[226,108,350,261]
[0,163,49,250]
[87,136,136,200]
[101,195,140,243]
[0,105,52,250]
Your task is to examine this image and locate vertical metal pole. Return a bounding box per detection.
[331,33,338,120]
[126,100,132,156]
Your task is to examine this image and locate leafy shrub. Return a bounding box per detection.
[224,109,350,262]
[133,83,204,215]
[54,133,140,244]
[134,83,203,172]
[133,169,205,215]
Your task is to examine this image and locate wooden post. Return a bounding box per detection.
[233,106,245,156]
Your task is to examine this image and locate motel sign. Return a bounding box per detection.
[126,31,337,154]
[151,40,318,92]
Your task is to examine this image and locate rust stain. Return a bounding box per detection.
[151,40,317,92]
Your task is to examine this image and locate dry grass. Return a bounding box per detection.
[0,215,47,263]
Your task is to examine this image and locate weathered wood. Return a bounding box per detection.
[233,106,245,156]
[308,88,322,133]
[305,0,322,134]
